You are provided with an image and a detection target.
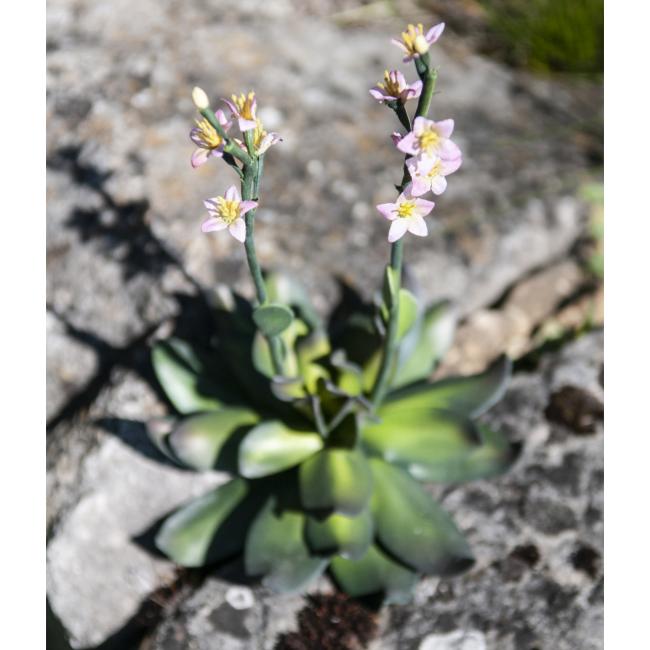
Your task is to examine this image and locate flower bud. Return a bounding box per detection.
[192,86,210,110]
[414,35,430,55]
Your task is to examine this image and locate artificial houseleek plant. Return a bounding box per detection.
[149,22,516,604]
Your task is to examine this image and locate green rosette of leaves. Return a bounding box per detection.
[149,272,516,603]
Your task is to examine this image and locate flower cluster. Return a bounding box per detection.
[372,22,462,242]
[189,88,282,242]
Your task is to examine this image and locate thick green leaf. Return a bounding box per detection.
[265,271,322,330]
[168,408,259,471]
[408,424,517,483]
[239,421,323,478]
[151,339,225,414]
[362,408,514,483]
[392,300,457,389]
[253,303,294,337]
[330,545,417,604]
[299,448,372,515]
[156,479,252,567]
[385,355,512,417]
[245,495,328,593]
[396,289,419,340]
[370,459,474,575]
[252,319,309,378]
[305,509,373,560]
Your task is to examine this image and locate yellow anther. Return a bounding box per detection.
[215,197,241,224]
[418,129,441,153]
[194,118,223,148]
[397,200,417,218]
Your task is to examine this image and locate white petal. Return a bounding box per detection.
[407,215,428,237]
[388,219,408,242]
[228,218,246,242]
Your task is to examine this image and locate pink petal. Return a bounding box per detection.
[426,22,445,44]
[391,38,409,54]
[430,176,447,195]
[238,118,257,132]
[190,128,204,146]
[402,54,416,63]
[393,70,407,87]
[222,98,239,116]
[436,119,455,138]
[377,202,398,221]
[388,219,408,242]
[228,218,246,242]
[202,217,228,233]
[204,198,219,210]
[391,132,403,146]
[441,157,462,175]
[414,198,435,216]
[412,116,429,136]
[439,138,462,160]
[225,185,240,201]
[396,131,418,155]
[214,109,229,126]
[410,178,430,197]
[191,148,210,168]
[405,80,423,99]
[239,200,258,215]
[407,215,428,237]
[369,88,386,100]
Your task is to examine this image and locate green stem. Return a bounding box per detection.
[241,162,284,375]
[369,59,438,412]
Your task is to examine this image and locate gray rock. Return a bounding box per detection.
[46,310,98,421]
[46,371,226,648]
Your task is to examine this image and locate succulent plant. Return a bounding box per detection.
[149,272,515,603]
[149,20,517,604]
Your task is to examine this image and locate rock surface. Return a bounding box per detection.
[46,0,603,648]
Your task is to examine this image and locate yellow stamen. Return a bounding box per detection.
[400,23,424,55]
[231,92,256,120]
[252,119,268,151]
[418,128,441,153]
[377,70,402,97]
[194,118,223,149]
[397,200,417,218]
[215,197,241,225]
[426,160,443,178]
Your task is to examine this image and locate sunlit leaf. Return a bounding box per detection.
[253,303,294,337]
[167,408,259,471]
[305,509,373,560]
[370,459,474,575]
[239,421,323,478]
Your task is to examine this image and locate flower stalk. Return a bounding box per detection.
[370,56,438,411]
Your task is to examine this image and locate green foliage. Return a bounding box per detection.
[479,0,604,74]
[149,273,517,602]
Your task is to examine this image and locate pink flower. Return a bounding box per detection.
[376,188,435,242]
[223,92,258,132]
[201,185,258,243]
[391,22,445,62]
[397,116,461,161]
[251,119,282,155]
[190,110,232,168]
[369,70,422,104]
[406,155,462,196]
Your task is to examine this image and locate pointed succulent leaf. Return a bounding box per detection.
[370,459,474,575]
[152,339,225,414]
[330,545,417,604]
[305,509,373,560]
[253,319,309,378]
[299,448,372,515]
[265,271,323,330]
[362,408,477,466]
[396,288,419,340]
[156,478,252,567]
[392,300,457,389]
[146,416,178,462]
[245,495,328,593]
[385,355,512,418]
[167,408,259,471]
[408,424,518,483]
[253,303,294,337]
[238,420,323,479]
